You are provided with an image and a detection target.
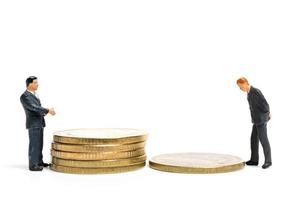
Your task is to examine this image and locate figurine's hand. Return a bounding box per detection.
[48,108,56,116]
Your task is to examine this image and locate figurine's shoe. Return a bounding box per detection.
[29,165,43,171]
[262,162,272,169]
[39,163,50,167]
[246,160,259,166]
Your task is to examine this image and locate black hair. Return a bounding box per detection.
[26,76,37,87]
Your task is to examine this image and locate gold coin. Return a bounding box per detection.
[52,155,147,168]
[53,128,148,145]
[51,141,146,153]
[51,149,145,160]
[50,162,146,174]
[149,153,245,174]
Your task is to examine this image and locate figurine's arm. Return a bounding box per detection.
[253,90,270,113]
[20,95,49,115]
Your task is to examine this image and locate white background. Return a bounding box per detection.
[0,0,299,199]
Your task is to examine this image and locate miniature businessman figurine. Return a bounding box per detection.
[20,76,56,171]
[237,77,272,169]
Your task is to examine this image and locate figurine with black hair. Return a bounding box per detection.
[20,76,56,171]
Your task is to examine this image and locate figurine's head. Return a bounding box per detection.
[237,77,250,92]
[26,76,39,91]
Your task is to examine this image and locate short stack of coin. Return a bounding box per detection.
[50,128,147,174]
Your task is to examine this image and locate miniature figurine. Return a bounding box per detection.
[20,76,56,171]
[237,77,272,169]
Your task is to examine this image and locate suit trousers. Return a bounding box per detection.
[250,123,272,163]
[28,128,44,166]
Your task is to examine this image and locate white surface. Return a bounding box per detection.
[0,0,299,200]
[54,128,147,139]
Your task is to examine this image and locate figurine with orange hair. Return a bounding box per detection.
[237,77,272,169]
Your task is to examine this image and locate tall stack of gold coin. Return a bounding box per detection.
[50,128,147,174]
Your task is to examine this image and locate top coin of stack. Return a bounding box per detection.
[50,128,148,174]
[149,153,245,174]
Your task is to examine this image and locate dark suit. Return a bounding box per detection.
[247,86,272,163]
[20,91,49,166]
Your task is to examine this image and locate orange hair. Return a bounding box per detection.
[236,77,249,85]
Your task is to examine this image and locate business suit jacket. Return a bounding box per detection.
[20,91,49,129]
[247,86,270,125]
